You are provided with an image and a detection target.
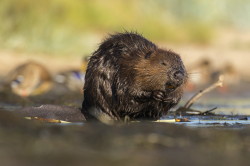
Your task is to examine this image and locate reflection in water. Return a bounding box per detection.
[162,115,250,128]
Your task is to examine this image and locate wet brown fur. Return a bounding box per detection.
[82,32,187,121]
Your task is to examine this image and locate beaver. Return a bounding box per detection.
[54,56,89,92]
[3,61,53,97]
[82,32,187,121]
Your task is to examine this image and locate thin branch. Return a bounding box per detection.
[184,75,224,109]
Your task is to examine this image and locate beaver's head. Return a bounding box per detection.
[131,48,187,93]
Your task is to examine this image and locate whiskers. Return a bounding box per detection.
[186,72,201,79]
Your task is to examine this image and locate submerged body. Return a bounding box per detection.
[82,32,187,121]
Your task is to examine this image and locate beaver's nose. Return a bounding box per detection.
[173,71,184,81]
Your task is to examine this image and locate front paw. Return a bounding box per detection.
[163,96,179,104]
[152,91,165,101]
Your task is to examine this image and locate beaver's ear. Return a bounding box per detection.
[145,51,153,59]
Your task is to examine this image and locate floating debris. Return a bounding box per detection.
[24,117,71,123]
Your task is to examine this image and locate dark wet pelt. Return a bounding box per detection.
[0,110,249,166]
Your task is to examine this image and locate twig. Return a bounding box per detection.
[184,75,224,109]
[203,107,217,114]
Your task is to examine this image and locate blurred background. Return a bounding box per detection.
[1,0,250,70]
[0,0,250,112]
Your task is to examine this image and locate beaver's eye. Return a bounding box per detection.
[161,62,167,66]
[145,51,153,59]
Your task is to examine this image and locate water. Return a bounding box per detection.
[1,89,250,128]
[160,114,250,128]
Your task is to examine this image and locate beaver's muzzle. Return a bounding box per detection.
[166,69,186,90]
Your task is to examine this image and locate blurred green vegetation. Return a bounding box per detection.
[0,0,250,55]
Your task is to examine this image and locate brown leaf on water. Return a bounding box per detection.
[24,117,71,123]
[175,118,190,122]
